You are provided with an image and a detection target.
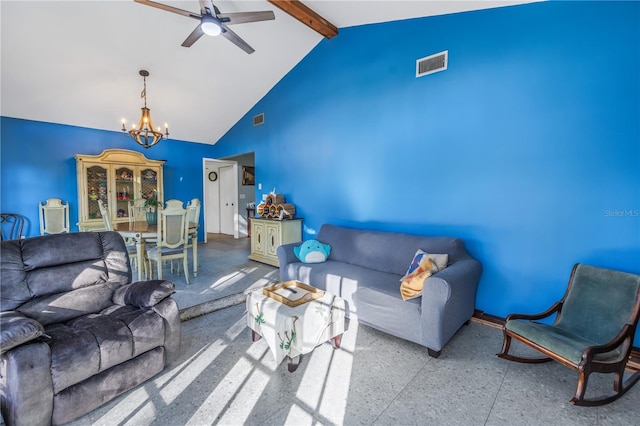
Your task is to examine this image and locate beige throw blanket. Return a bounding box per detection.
[400,258,435,301]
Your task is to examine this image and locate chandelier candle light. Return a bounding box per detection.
[121,70,169,149]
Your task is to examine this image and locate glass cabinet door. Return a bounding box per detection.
[139,168,158,201]
[86,165,108,220]
[114,167,135,219]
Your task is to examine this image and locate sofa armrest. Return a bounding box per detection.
[420,258,482,350]
[0,311,45,354]
[277,242,302,279]
[112,280,175,308]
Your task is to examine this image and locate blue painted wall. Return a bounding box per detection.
[211,1,640,326]
[0,118,213,241]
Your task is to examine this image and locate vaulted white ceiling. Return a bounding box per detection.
[1,1,538,145]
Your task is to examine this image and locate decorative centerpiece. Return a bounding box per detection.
[256,192,296,220]
[144,197,159,225]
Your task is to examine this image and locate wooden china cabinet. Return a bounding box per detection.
[75,149,165,231]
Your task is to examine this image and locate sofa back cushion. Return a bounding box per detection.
[1,232,132,325]
[317,224,465,276]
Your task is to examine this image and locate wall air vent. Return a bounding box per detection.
[253,113,265,126]
[416,50,448,78]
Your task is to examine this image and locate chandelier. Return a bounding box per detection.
[121,70,169,149]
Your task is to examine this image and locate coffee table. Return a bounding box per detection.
[246,282,346,372]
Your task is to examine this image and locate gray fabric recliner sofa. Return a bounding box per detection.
[278,224,482,357]
[0,231,181,426]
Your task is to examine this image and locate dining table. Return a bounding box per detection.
[114,221,198,282]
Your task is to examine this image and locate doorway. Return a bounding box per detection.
[203,158,239,240]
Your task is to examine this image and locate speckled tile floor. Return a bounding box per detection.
[20,236,640,425]
[68,306,640,426]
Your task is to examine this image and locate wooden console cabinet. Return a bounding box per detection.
[75,149,165,231]
[249,218,302,267]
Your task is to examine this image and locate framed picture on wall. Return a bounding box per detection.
[242,166,255,186]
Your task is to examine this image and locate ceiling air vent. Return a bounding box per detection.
[416,50,448,78]
[253,113,265,126]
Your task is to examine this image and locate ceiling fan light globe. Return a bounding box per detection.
[201,17,222,36]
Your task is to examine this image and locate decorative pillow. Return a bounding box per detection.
[0,311,45,354]
[294,239,331,263]
[400,249,448,282]
[400,258,438,301]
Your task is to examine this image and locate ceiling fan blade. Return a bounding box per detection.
[217,11,275,25]
[134,0,201,20]
[220,26,255,54]
[181,25,205,48]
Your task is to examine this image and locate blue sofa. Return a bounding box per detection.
[277,224,482,357]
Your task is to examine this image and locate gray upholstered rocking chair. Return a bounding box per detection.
[497,263,640,406]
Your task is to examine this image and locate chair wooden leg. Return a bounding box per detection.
[497,332,512,358]
[571,369,640,406]
[571,368,590,404]
[183,257,190,285]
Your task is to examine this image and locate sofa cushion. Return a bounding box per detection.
[46,303,167,394]
[0,311,44,354]
[46,323,101,394]
[354,277,423,345]
[317,224,462,276]
[101,305,165,357]
[282,259,406,318]
[1,232,131,317]
[18,283,120,326]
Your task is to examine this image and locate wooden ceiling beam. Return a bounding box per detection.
[268,0,338,39]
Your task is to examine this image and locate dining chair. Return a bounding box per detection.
[98,200,143,274]
[0,213,25,240]
[165,199,184,210]
[186,198,201,277]
[39,198,69,235]
[146,204,190,285]
[128,199,148,223]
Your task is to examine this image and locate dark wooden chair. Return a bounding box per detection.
[0,213,25,241]
[497,263,640,406]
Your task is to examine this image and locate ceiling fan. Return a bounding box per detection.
[134,0,275,54]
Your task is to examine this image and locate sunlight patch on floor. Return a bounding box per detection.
[207,271,248,290]
[95,383,154,424]
[186,356,266,424]
[284,321,358,425]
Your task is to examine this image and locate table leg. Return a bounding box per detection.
[331,334,342,349]
[192,233,198,278]
[251,330,262,342]
[288,355,301,372]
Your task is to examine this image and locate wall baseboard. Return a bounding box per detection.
[472,310,640,373]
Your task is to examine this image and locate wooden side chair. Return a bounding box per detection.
[146,204,190,285]
[0,213,25,240]
[497,263,640,406]
[39,198,69,235]
[98,200,143,276]
[128,198,148,223]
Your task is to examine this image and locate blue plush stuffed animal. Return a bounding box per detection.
[294,239,331,263]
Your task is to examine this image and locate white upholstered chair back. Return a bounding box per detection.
[39,198,70,235]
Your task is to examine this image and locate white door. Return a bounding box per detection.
[220,165,235,235]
